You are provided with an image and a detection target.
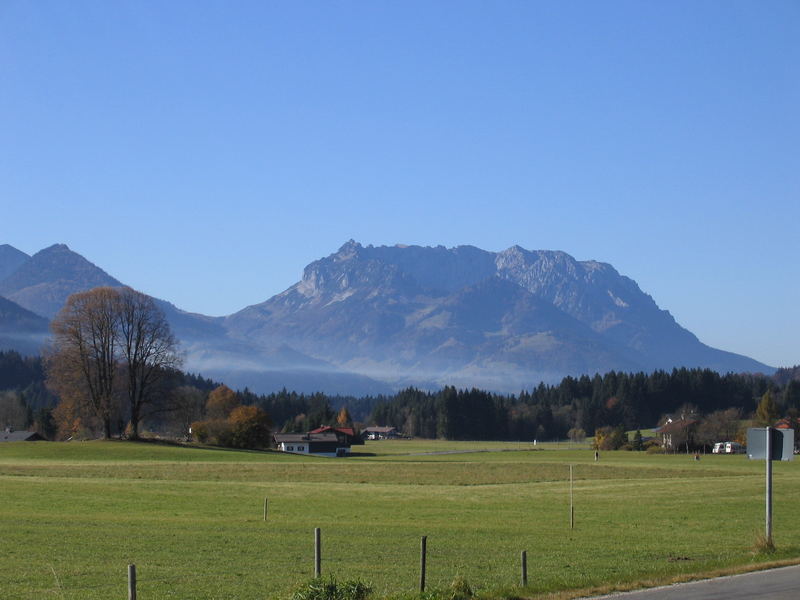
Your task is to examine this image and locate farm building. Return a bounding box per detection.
[308,425,363,446]
[273,431,352,457]
[774,417,800,450]
[655,417,698,452]
[362,426,399,440]
[1,427,44,442]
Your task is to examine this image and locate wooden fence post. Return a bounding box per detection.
[419,536,427,592]
[264,497,268,521]
[314,528,321,578]
[128,564,136,600]
[520,550,527,586]
[570,464,574,529]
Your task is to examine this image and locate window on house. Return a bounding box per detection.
[287,446,294,451]
[297,446,304,451]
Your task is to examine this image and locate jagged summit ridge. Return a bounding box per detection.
[224,241,772,390]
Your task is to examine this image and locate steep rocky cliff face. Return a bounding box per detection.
[225,241,772,390]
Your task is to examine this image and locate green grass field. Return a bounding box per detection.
[2,439,799,600]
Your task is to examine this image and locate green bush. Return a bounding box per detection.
[448,576,474,600]
[292,575,372,600]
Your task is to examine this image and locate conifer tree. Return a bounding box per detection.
[755,390,780,427]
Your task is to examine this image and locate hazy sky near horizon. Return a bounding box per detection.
[2,1,798,368]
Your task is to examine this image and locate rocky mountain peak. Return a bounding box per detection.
[334,239,363,260]
[495,245,532,268]
[41,243,71,252]
[0,243,29,255]
[0,243,122,318]
[0,244,31,282]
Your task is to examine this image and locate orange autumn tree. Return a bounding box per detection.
[191,385,272,449]
[336,406,352,427]
[205,385,238,420]
[228,405,272,448]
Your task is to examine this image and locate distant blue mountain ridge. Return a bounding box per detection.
[0,241,775,394]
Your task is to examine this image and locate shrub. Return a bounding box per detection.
[191,407,271,449]
[190,420,208,443]
[646,444,664,454]
[448,576,474,600]
[594,426,627,450]
[190,419,233,445]
[292,575,372,600]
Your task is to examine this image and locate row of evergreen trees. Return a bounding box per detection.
[367,369,800,441]
[2,349,799,441]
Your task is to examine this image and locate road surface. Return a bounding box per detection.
[586,564,800,599]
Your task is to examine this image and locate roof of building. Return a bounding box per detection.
[274,432,340,444]
[308,426,356,437]
[0,430,44,442]
[363,426,397,433]
[655,418,698,434]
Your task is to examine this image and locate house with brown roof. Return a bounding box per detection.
[308,425,365,446]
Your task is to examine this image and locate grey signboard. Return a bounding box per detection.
[747,427,795,461]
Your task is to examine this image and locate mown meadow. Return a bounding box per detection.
[2,439,800,599]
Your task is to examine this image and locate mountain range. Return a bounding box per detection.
[0,241,774,393]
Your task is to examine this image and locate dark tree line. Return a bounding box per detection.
[366,369,796,441]
[0,350,55,409]
[0,349,218,438]
[3,345,799,442]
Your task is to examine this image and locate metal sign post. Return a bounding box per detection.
[765,427,773,541]
[747,427,794,543]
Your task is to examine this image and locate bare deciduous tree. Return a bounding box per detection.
[48,287,119,439]
[168,385,206,438]
[117,287,181,439]
[47,286,180,440]
[697,407,742,446]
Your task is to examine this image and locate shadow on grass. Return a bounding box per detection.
[117,437,280,456]
[79,437,379,459]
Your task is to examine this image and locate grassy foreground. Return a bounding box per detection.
[1,439,799,599]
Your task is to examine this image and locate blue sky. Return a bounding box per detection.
[2,1,798,368]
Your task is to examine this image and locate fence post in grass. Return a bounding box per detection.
[419,535,427,592]
[263,497,268,521]
[570,464,574,529]
[128,564,136,600]
[520,550,527,587]
[314,528,321,578]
